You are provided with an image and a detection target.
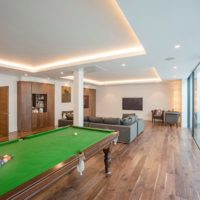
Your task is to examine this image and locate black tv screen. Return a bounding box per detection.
[122,98,143,110]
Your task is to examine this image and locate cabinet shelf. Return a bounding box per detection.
[32,94,47,113]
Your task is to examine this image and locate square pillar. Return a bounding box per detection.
[73,68,84,126]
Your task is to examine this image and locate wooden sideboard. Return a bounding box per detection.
[17,81,55,134]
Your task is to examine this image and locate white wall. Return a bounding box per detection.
[54,80,74,126]
[0,72,182,131]
[0,74,19,132]
[0,73,96,132]
[96,82,180,120]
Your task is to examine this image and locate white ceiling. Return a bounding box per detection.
[0,0,144,71]
[117,0,200,81]
[0,0,200,83]
[85,65,157,81]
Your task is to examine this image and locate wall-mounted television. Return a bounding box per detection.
[122,98,143,111]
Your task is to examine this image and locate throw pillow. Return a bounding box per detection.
[66,112,73,120]
[128,115,137,124]
[122,116,135,125]
[122,113,136,119]
[122,117,130,125]
[155,109,162,117]
[62,112,67,119]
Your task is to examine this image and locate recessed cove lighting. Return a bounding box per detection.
[174,44,181,49]
[65,82,70,86]
[61,67,161,85]
[121,63,126,67]
[61,76,162,85]
[60,72,64,75]
[0,46,145,73]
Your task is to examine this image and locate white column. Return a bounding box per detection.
[73,68,84,126]
[181,79,188,128]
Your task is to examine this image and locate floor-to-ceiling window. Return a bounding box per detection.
[194,66,200,146]
[188,63,200,148]
[188,73,194,133]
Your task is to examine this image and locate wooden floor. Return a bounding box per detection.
[34,122,200,200]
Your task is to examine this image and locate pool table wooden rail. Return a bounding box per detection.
[0,131,118,200]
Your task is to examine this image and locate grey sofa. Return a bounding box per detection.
[89,121,138,144]
[58,113,144,144]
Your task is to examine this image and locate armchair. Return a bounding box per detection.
[165,111,180,127]
[151,109,165,124]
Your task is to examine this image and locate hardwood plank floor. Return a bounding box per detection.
[33,122,200,200]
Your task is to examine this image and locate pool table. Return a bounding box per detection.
[0,126,118,200]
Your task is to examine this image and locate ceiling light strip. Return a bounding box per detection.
[35,47,145,71]
[62,76,161,86]
[0,60,33,72]
[0,46,145,72]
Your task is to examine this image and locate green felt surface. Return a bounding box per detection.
[0,126,113,196]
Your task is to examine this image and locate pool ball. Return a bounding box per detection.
[0,160,5,166]
[7,156,11,160]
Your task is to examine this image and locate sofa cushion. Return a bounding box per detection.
[122,113,136,119]
[66,112,73,120]
[84,116,89,122]
[84,121,90,127]
[58,119,73,127]
[89,116,104,123]
[103,117,121,125]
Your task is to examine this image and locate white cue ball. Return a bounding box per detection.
[74,132,78,136]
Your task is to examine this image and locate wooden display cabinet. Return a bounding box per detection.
[17,81,55,134]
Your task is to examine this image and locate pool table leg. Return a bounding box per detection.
[103,146,112,175]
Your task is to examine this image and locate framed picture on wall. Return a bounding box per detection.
[84,95,89,108]
[122,97,143,110]
[61,86,71,103]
